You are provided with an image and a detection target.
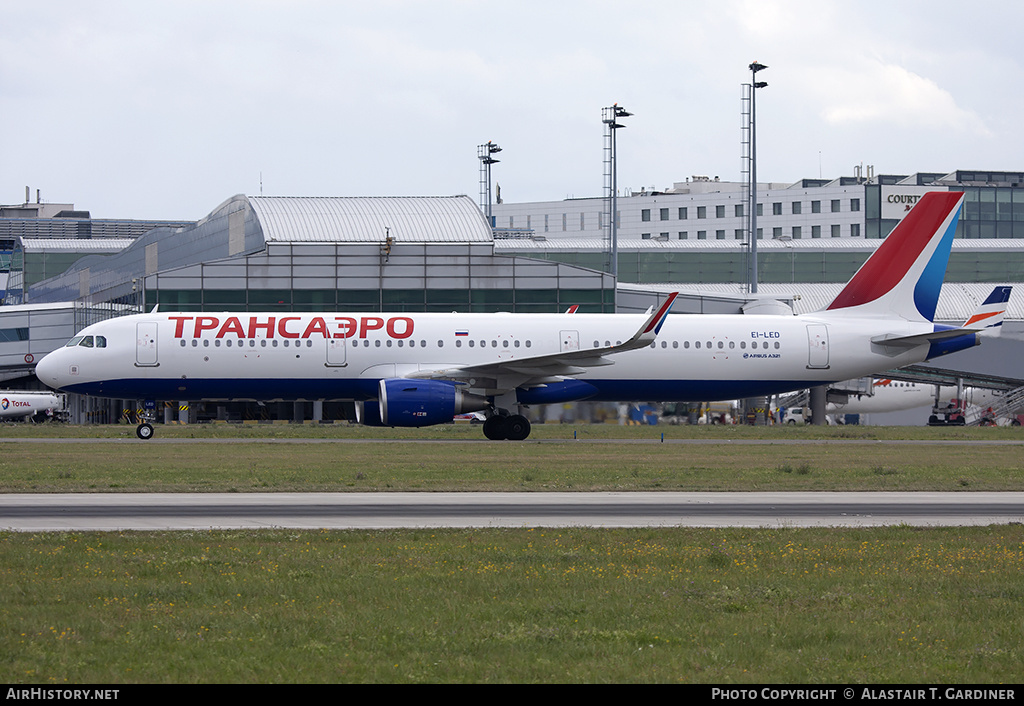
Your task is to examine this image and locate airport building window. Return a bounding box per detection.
[832,224,841,237]
[811,200,821,213]
[697,206,706,219]
[772,203,782,215]
[812,225,821,238]
[792,201,802,215]
[642,209,651,222]
[678,207,687,219]
[0,327,30,342]
[660,208,669,221]
[831,199,841,213]
[716,205,725,218]
[735,204,744,217]
[851,198,861,212]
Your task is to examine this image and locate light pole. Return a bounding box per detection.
[748,61,767,294]
[602,104,631,279]
[478,141,501,226]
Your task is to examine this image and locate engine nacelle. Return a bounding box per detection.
[378,378,488,427]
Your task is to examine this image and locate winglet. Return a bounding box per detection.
[643,292,678,336]
[595,291,678,354]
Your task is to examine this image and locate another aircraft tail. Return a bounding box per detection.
[823,191,964,322]
[963,285,1012,334]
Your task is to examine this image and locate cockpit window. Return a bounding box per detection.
[95,336,106,348]
[78,336,94,348]
[65,336,84,347]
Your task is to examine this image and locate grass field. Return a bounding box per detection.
[0,422,1022,493]
[2,525,1022,683]
[1,423,1022,683]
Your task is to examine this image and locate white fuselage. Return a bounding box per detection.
[35,310,936,404]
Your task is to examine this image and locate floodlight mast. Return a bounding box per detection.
[478,141,502,225]
[602,104,632,279]
[748,61,767,294]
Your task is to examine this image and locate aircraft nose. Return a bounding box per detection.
[34,350,65,390]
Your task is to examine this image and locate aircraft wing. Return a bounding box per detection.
[407,293,677,390]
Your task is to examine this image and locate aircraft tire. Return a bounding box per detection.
[136,423,154,440]
[505,415,531,441]
[483,415,507,441]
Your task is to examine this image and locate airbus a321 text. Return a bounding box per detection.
[36,192,999,440]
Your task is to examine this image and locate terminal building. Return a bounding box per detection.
[2,171,1023,425]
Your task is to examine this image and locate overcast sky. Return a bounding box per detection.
[3,1,1022,220]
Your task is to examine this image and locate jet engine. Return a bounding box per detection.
[374,378,488,427]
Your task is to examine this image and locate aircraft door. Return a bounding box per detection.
[136,322,159,367]
[560,330,580,352]
[806,324,830,369]
[326,335,347,367]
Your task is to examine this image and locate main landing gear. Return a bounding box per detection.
[482,411,532,441]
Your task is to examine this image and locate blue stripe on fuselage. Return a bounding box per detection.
[62,377,817,404]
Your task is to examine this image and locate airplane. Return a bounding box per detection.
[784,379,993,418]
[0,391,64,420]
[35,191,992,441]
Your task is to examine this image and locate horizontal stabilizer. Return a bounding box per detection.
[872,328,976,349]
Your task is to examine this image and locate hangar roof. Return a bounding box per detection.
[18,238,135,253]
[249,195,493,244]
[495,238,1024,253]
[635,282,1024,320]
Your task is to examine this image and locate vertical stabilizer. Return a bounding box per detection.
[824,192,963,322]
